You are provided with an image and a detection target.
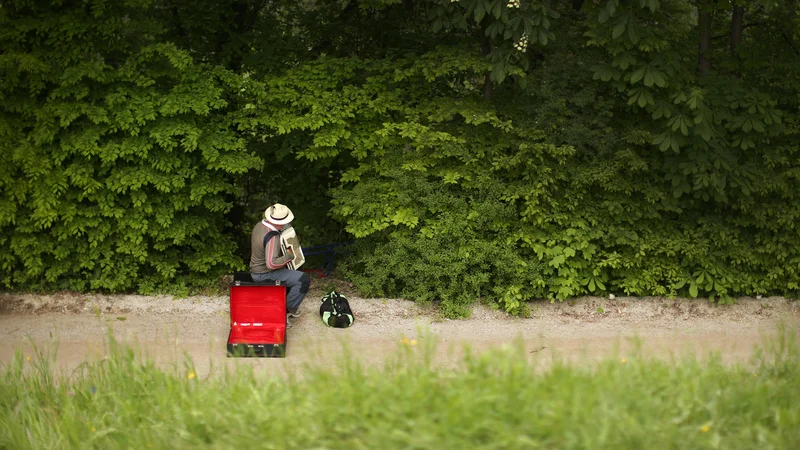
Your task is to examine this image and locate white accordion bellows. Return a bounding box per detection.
[279,226,305,270]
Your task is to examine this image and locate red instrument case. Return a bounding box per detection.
[227,280,287,358]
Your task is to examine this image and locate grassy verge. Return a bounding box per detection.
[1,327,799,450]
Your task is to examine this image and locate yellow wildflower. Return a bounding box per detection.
[410,339,417,346]
[187,372,196,380]
[401,337,409,345]
[700,424,710,433]
[26,356,31,361]
[620,358,627,364]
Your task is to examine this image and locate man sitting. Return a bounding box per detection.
[249,203,310,324]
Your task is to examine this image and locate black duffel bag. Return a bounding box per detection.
[319,290,354,328]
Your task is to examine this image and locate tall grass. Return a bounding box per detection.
[1,327,798,450]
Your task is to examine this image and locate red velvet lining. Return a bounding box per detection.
[228,285,286,345]
[229,326,286,344]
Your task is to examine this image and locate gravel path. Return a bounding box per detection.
[1,282,798,378]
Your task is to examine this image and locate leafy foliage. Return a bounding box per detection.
[2,0,799,313]
[0,1,260,292]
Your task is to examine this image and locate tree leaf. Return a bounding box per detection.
[658,134,672,151]
[474,2,486,23]
[638,90,648,107]
[643,67,655,87]
[628,22,640,45]
[612,21,626,39]
[607,0,618,17]
[492,64,506,84]
[652,131,668,146]
[630,66,646,84]
[652,67,666,87]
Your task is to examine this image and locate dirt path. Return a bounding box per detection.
[1,285,799,378]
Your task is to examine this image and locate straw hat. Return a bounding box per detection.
[264,203,294,225]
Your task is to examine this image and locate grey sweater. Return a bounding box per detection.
[250,222,293,273]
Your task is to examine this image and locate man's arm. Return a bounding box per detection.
[265,234,293,270]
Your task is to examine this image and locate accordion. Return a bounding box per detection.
[279,225,305,270]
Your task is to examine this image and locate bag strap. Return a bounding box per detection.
[263,230,280,249]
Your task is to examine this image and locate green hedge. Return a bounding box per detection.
[0,2,260,293]
[2,1,799,312]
